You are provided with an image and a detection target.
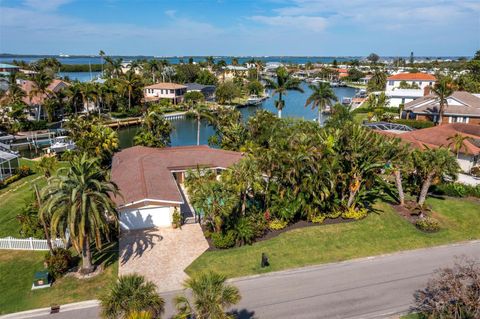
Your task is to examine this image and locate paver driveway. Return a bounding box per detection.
[119,224,209,292]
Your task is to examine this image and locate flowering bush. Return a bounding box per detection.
[268,219,288,231]
[310,215,326,224]
[342,207,368,220]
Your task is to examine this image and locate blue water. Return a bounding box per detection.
[117,83,356,148]
[0,55,360,66]
[59,71,101,82]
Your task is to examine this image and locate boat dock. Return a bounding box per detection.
[105,112,188,128]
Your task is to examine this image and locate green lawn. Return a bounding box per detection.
[186,197,480,278]
[0,247,118,315]
[0,158,46,238]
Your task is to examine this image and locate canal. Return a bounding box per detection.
[118,84,356,148]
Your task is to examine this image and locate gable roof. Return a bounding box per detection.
[19,79,69,105]
[377,123,480,155]
[387,73,437,81]
[404,91,480,116]
[111,145,242,207]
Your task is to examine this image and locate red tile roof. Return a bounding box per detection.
[378,123,480,155]
[19,79,69,105]
[111,146,242,207]
[387,73,437,81]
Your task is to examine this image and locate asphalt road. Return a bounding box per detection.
[5,241,480,319]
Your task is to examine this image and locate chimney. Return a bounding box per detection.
[423,86,430,96]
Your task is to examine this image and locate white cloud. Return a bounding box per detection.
[250,15,327,32]
[23,0,73,11]
[164,10,176,18]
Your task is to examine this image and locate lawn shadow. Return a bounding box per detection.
[229,308,257,319]
[119,228,162,265]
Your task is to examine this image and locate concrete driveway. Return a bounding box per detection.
[119,224,209,292]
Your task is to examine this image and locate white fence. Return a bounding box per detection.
[0,236,67,250]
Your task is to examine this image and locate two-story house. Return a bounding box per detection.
[144,82,187,104]
[385,73,437,107]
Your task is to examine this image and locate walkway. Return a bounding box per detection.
[119,224,209,292]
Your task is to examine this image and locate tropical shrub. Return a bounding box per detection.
[413,258,480,319]
[172,208,182,229]
[211,231,236,249]
[268,219,288,231]
[393,119,434,129]
[16,203,44,238]
[415,217,440,233]
[44,248,72,279]
[234,217,256,246]
[342,207,368,220]
[433,183,480,198]
[100,274,164,319]
[471,166,480,177]
[17,165,32,177]
[310,215,326,224]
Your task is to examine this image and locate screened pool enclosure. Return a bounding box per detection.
[0,149,19,181]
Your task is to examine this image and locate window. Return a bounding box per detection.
[419,81,422,85]
[449,116,469,123]
[429,82,433,86]
[388,81,394,86]
[170,89,174,94]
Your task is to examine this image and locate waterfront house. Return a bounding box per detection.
[385,73,437,107]
[222,65,250,81]
[0,63,20,76]
[16,79,69,120]
[0,147,19,181]
[144,82,187,104]
[403,91,480,125]
[185,83,216,101]
[377,123,480,173]
[111,145,242,230]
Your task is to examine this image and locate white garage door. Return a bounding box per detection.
[120,206,172,230]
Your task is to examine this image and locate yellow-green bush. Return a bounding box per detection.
[310,215,326,224]
[342,207,368,220]
[268,219,288,231]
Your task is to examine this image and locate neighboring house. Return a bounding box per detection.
[377,123,480,173]
[359,75,372,85]
[17,79,69,120]
[385,73,437,107]
[335,68,349,81]
[111,145,242,230]
[221,65,250,81]
[403,91,480,125]
[143,82,187,104]
[0,148,19,181]
[185,83,216,101]
[0,63,20,76]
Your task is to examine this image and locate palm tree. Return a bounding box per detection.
[134,111,172,148]
[174,271,241,319]
[188,104,213,146]
[99,50,106,76]
[4,72,26,104]
[40,153,120,273]
[264,67,304,118]
[36,156,58,179]
[100,274,164,319]
[431,76,455,125]
[147,59,160,83]
[411,147,459,207]
[30,71,53,120]
[367,69,387,92]
[65,83,83,114]
[447,133,469,158]
[121,71,142,110]
[304,82,338,125]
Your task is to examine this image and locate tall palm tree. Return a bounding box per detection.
[65,83,83,114]
[100,274,165,319]
[40,153,120,273]
[447,133,469,158]
[99,50,106,76]
[121,71,142,110]
[3,72,26,105]
[30,71,53,120]
[431,76,455,125]
[367,69,387,92]
[304,82,338,125]
[264,67,304,118]
[188,104,213,146]
[147,59,160,83]
[174,271,241,319]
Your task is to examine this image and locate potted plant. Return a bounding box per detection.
[172,207,182,229]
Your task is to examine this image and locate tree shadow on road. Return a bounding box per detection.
[120,228,162,265]
[229,308,257,319]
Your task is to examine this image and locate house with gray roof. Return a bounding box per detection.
[403,91,480,125]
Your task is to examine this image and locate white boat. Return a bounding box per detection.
[59,53,70,58]
[47,136,75,153]
[246,95,266,106]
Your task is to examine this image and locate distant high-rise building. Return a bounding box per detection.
[410,51,414,64]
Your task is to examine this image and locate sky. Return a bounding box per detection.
[0,0,479,57]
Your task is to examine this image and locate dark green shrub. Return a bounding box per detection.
[234,217,255,246]
[44,248,72,278]
[211,231,236,249]
[433,183,480,198]
[393,119,434,129]
[470,166,480,178]
[415,217,440,233]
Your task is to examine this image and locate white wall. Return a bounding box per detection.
[457,153,476,173]
[388,97,417,107]
[386,80,434,92]
[119,205,174,230]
